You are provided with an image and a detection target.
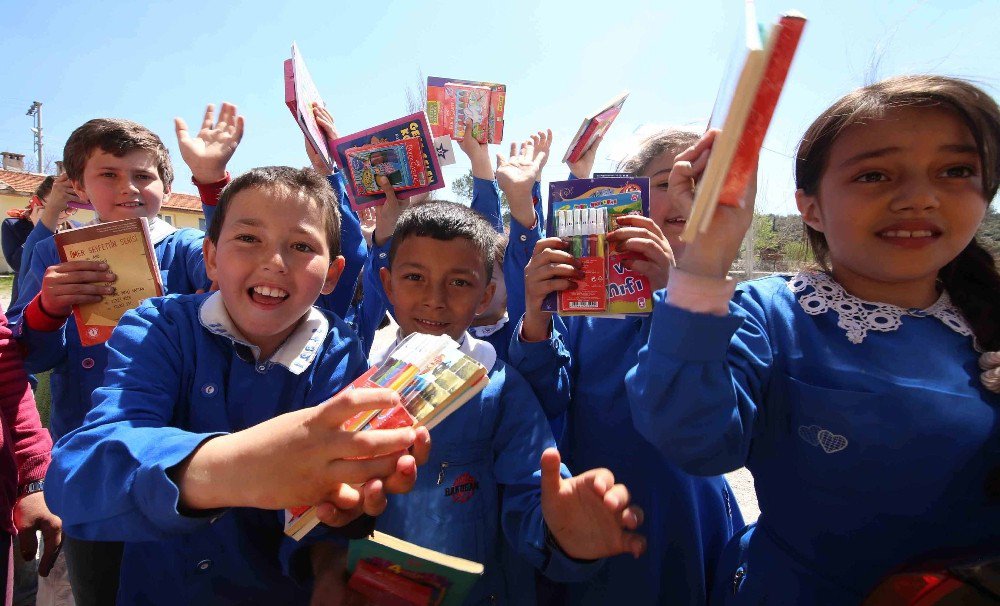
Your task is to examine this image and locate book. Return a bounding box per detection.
[545,176,653,317]
[562,90,630,164]
[426,76,506,144]
[344,138,428,196]
[54,218,163,347]
[682,2,806,242]
[346,531,484,606]
[331,112,445,211]
[284,333,489,540]
[283,42,335,172]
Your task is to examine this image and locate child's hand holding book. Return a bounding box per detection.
[39,261,116,319]
[520,237,580,341]
[457,118,494,181]
[305,104,339,175]
[606,215,674,292]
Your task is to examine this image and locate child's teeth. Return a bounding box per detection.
[882,230,934,238]
[253,286,288,298]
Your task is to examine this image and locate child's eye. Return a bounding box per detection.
[941,165,976,178]
[100,171,116,178]
[402,273,423,282]
[235,234,257,243]
[655,182,670,191]
[854,171,887,183]
[451,279,471,287]
[135,173,155,181]
[292,242,315,253]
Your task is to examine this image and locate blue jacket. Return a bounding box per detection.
[47,293,368,605]
[627,274,1000,604]
[510,314,743,606]
[8,223,210,441]
[2,217,33,304]
[373,334,601,605]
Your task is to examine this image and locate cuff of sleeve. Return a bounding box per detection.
[540,523,605,582]
[25,294,68,332]
[369,239,392,269]
[133,432,229,534]
[17,452,50,485]
[192,172,231,207]
[666,268,737,316]
[510,317,563,369]
[648,290,744,362]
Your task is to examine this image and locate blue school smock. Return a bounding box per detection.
[509,314,744,606]
[372,333,602,605]
[8,222,210,441]
[627,272,1000,604]
[46,292,368,605]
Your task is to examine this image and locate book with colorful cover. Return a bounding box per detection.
[562,90,630,164]
[331,112,444,211]
[284,333,488,540]
[54,218,163,347]
[682,2,806,242]
[426,76,505,144]
[346,531,484,606]
[546,176,652,316]
[283,42,335,172]
[344,138,428,196]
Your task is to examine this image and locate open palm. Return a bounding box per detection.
[175,102,244,182]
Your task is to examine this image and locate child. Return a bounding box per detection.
[509,130,744,605]
[628,75,1000,604]
[8,113,238,604]
[45,166,429,605]
[344,201,645,604]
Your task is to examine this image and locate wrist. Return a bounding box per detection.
[666,267,736,316]
[190,168,227,184]
[520,311,552,342]
[26,294,70,332]
[174,435,240,510]
[17,479,44,499]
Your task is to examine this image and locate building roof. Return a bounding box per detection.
[0,169,202,213]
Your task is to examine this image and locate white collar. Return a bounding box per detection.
[468,313,509,339]
[198,291,330,374]
[788,270,973,345]
[85,216,177,245]
[370,329,497,373]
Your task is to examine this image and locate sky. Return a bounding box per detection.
[1,0,998,215]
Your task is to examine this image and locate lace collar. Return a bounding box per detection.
[788,270,973,345]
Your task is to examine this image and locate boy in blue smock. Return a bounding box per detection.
[327,201,646,604]
[6,114,242,604]
[46,166,429,605]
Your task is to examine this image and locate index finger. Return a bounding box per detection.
[55,260,110,273]
[200,104,216,131]
[532,236,567,256]
[320,387,402,427]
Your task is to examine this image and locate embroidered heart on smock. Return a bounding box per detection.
[797,425,821,446]
[817,430,848,453]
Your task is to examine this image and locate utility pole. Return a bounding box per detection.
[26,101,42,173]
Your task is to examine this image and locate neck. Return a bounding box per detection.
[471,309,505,327]
[829,265,940,309]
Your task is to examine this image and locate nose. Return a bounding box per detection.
[423,281,447,309]
[890,177,940,213]
[122,176,140,194]
[261,248,288,274]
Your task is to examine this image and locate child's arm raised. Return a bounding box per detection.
[626,131,770,475]
[567,134,604,180]
[496,137,547,230]
[457,118,503,232]
[175,103,244,226]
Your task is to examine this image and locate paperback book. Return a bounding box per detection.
[54,218,163,347]
[562,90,629,164]
[284,333,489,540]
[332,112,444,211]
[347,531,484,606]
[426,76,506,144]
[682,2,806,242]
[283,42,335,172]
[546,176,653,317]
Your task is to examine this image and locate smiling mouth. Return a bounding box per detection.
[249,285,289,305]
[665,217,686,225]
[118,201,144,208]
[414,318,448,331]
[878,230,937,238]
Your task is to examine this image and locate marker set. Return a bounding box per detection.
[554,207,609,313]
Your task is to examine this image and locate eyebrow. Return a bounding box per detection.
[839,143,980,168]
[649,168,672,178]
[395,261,479,276]
[232,218,263,228]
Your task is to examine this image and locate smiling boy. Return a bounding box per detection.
[46,167,427,605]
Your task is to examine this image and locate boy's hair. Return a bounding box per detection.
[208,166,342,257]
[795,74,1000,352]
[492,233,509,272]
[63,118,174,189]
[617,129,700,176]
[34,176,55,199]
[389,201,497,282]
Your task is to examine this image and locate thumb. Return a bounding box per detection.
[377,175,399,205]
[540,447,563,497]
[174,117,189,142]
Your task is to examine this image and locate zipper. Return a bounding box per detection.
[436,461,449,485]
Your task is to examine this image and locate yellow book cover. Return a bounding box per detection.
[54,218,163,347]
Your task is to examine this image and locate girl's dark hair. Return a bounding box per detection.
[207,166,342,257]
[618,129,700,175]
[795,75,1000,351]
[34,176,55,199]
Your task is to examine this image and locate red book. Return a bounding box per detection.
[347,559,436,606]
[683,3,806,242]
[562,90,629,164]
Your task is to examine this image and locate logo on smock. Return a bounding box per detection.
[445,472,479,503]
[798,425,848,453]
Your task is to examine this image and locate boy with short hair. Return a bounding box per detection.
[46,166,428,605]
[343,201,645,604]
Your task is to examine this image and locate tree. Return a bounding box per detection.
[23,151,60,175]
[452,169,474,202]
[404,68,427,114]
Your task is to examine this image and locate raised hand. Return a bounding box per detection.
[305,104,340,174]
[530,129,553,181]
[175,103,245,183]
[567,134,604,180]
[496,138,547,228]
[520,237,580,342]
[457,118,494,180]
[607,215,675,291]
[540,448,645,560]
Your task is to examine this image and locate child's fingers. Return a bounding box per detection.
[218,102,237,127]
[200,104,216,131]
[509,142,517,158]
[382,453,418,494]
[361,479,389,516]
[621,504,644,531]
[328,451,410,484]
[614,214,665,237]
[531,236,568,256]
[602,482,631,512]
[233,115,246,143]
[320,387,401,426]
[623,531,647,559]
[539,447,563,497]
[18,529,37,564]
[410,426,431,466]
[174,117,190,142]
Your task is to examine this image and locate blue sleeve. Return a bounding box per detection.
[7,238,68,373]
[492,366,602,582]
[321,172,366,319]
[47,302,224,541]
[470,177,503,233]
[625,288,771,475]
[503,198,544,342]
[176,230,210,293]
[16,222,53,295]
[2,219,23,272]
[202,201,216,229]
[507,316,573,421]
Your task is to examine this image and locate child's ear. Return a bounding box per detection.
[320,256,346,295]
[475,280,497,316]
[70,179,89,203]
[203,237,218,283]
[379,266,395,305]
[795,189,824,233]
